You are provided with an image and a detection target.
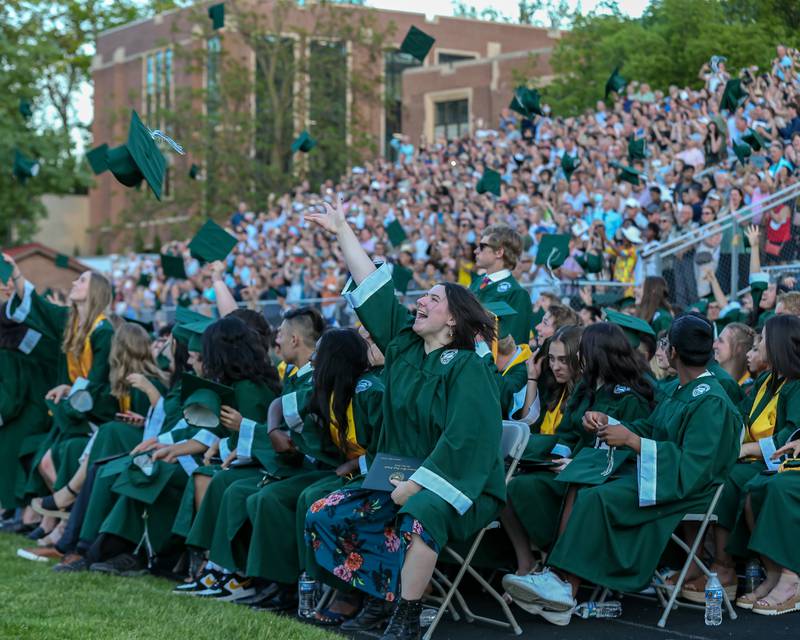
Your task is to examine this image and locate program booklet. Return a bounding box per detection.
[362,453,424,492]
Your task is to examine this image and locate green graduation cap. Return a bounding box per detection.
[188,219,237,263]
[742,128,766,152]
[628,136,647,161]
[19,99,33,120]
[576,251,603,274]
[556,447,633,485]
[13,149,40,183]
[175,307,209,325]
[55,254,70,269]
[87,111,168,200]
[535,234,571,268]
[385,219,407,247]
[160,253,187,280]
[483,300,519,338]
[734,142,752,165]
[0,256,13,284]
[476,168,502,196]
[189,163,202,180]
[605,67,627,99]
[391,264,413,294]
[720,79,747,112]
[111,457,180,505]
[610,161,641,186]
[688,293,715,316]
[137,272,152,288]
[208,3,224,30]
[560,154,579,179]
[291,130,316,154]
[509,86,544,120]
[618,296,636,311]
[181,372,236,428]
[124,317,155,335]
[604,308,654,348]
[592,291,624,308]
[183,316,215,352]
[399,25,435,63]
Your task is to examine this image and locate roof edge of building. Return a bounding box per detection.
[404,46,553,74]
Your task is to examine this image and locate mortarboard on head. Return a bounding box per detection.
[509,87,544,120]
[124,317,155,335]
[535,234,571,268]
[174,315,215,352]
[208,3,225,30]
[188,219,237,263]
[560,154,579,179]
[605,67,627,99]
[19,99,33,120]
[628,136,647,161]
[592,291,624,308]
[604,308,654,348]
[55,254,70,269]
[610,161,641,186]
[734,143,752,165]
[13,149,40,184]
[483,300,519,339]
[181,372,236,428]
[720,79,747,112]
[688,294,716,316]
[0,256,13,284]
[476,168,502,196]
[291,130,316,154]
[742,128,766,152]
[189,163,202,180]
[161,253,187,279]
[399,25,435,63]
[175,307,209,326]
[385,219,408,246]
[618,296,636,311]
[391,264,413,294]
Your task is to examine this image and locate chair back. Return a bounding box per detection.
[501,420,530,483]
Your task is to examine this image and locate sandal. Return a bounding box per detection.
[752,583,800,616]
[680,575,737,604]
[314,591,361,626]
[31,484,77,520]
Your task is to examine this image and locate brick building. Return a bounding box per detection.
[89,2,558,248]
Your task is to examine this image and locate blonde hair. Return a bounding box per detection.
[484,224,523,269]
[62,272,113,358]
[109,323,167,398]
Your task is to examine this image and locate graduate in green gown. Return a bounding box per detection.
[635,276,673,336]
[502,322,655,579]
[469,224,533,345]
[713,322,756,389]
[484,304,532,420]
[503,314,740,625]
[304,195,505,640]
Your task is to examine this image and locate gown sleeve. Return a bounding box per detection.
[506,287,533,345]
[63,324,116,423]
[770,383,800,449]
[6,281,68,340]
[496,361,528,419]
[0,353,24,426]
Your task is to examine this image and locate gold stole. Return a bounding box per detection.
[738,371,751,386]
[540,388,566,435]
[119,394,131,413]
[329,397,365,459]
[66,314,107,383]
[501,344,533,376]
[746,374,785,443]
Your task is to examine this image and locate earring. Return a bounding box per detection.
[448,327,454,338]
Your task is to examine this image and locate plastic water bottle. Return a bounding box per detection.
[297,572,317,619]
[704,572,723,626]
[419,607,438,627]
[744,560,762,594]
[574,601,622,619]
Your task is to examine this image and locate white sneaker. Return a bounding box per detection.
[514,600,574,626]
[502,568,577,612]
[197,575,256,602]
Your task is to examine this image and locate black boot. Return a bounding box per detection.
[341,595,394,632]
[380,598,422,640]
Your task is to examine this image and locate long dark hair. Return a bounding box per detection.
[546,325,583,411]
[310,328,370,458]
[169,337,190,389]
[440,282,496,349]
[202,316,273,387]
[228,309,281,395]
[580,323,655,407]
[764,315,800,391]
[636,276,671,325]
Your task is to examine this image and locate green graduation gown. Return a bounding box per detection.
[650,307,673,336]
[548,372,740,591]
[470,270,533,346]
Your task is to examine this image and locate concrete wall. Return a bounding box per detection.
[33,194,91,255]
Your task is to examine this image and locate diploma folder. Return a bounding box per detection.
[362,453,424,492]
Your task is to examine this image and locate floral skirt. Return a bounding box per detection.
[305,488,438,601]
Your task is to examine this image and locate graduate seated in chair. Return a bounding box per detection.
[503,314,741,626]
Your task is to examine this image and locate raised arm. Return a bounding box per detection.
[210,260,238,317]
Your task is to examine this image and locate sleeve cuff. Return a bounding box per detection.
[191,429,219,448]
[410,466,473,516]
[0,413,4,427]
[142,398,166,441]
[550,443,572,458]
[637,438,658,507]
[719,301,742,319]
[68,377,93,413]
[342,263,392,309]
[510,386,527,419]
[8,281,34,323]
[358,455,368,475]
[759,436,780,471]
[749,272,769,287]
[475,341,492,359]
[237,418,257,458]
[177,455,199,476]
[157,431,175,445]
[219,437,231,461]
[520,390,541,426]
[18,328,42,354]
[281,392,303,431]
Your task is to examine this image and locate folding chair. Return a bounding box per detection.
[422,420,530,640]
[651,483,738,628]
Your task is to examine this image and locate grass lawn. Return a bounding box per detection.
[0,533,339,640]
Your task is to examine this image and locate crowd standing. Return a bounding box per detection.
[1,46,800,639]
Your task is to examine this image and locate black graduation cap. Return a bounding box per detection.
[137,272,152,288]
[208,3,224,30]
[509,86,544,119]
[605,67,626,99]
[385,219,407,246]
[628,136,647,161]
[19,99,32,120]
[720,79,747,112]
[188,219,237,263]
[161,253,187,279]
[399,26,435,63]
[124,316,155,335]
[476,168,502,196]
[742,128,767,152]
[610,161,641,186]
[535,234,571,268]
[734,143,752,165]
[13,149,40,183]
[189,163,202,180]
[291,130,316,153]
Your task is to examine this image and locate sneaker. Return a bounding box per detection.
[502,569,576,612]
[233,582,280,606]
[53,553,90,573]
[172,569,224,596]
[17,547,63,562]
[196,574,256,602]
[514,600,574,626]
[89,552,148,577]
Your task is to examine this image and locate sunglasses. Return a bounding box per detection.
[478,242,498,252]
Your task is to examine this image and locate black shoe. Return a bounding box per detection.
[341,595,395,632]
[234,582,279,606]
[172,568,224,596]
[89,552,147,577]
[0,519,35,535]
[251,585,298,612]
[26,526,47,541]
[53,553,90,573]
[381,598,421,640]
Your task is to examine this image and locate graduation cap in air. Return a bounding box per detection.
[391,264,413,294]
[208,3,224,30]
[175,306,209,326]
[181,372,235,428]
[13,149,40,184]
[19,99,33,120]
[509,86,544,120]
[188,219,237,263]
[720,79,747,113]
[476,168,502,196]
[560,154,579,179]
[605,67,627,99]
[85,111,181,200]
[137,272,152,288]
[385,219,407,246]
[628,136,647,161]
[55,254,70,269]
[742,128,767,152]
[733,143,752,165]
[189,163,202,180]
[161,253,187,280]
[535,234,571,268]
[399,26,435,63]
[291,130,316,154]
[483,301,518,339]
[610,161,641,186]
[604,308,654,348]
[576,251,603,274]
[0,256,13,284]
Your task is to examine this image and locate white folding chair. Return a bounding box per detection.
[422,420,530,640]
[651,483,738,627]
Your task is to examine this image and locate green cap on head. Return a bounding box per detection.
[385,219,408,246]
[610,161,641,186]
[576,252,603,274]
[399,26,435,63]
[291,130,316,154]
[720,79,747,112]
[13,149,40,184]
[188,219,237,263]
[483,301,518,339]
[605,67,627,99]
[208,3,224,30]
[476,168,502,196]
[535,234,571,268]
[604,308,654,348]
[181,372,235,428]
[160,253,187,280]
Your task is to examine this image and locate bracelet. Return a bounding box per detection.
[528,377,538,382]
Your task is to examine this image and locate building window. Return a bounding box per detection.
[207,36,221,120]
[437,52,476,65]
[434,99,469,140]
[144,47,173,197]
[309,40,347,188]
[384,50,421,159]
